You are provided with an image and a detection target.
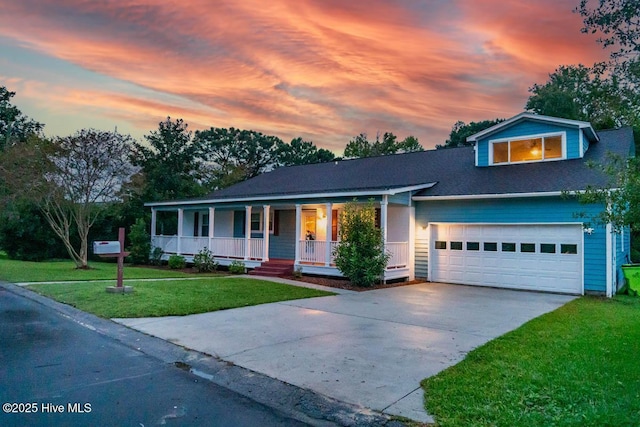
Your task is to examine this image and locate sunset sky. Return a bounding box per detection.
[0,0,609,152]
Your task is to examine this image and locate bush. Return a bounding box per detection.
[168,254,186,269]
[193,247,218,273]
[128,218,151,265]
[0,201,69,261]
[334,199,389,287]
[228,260,246,274]
[149,247,163,266]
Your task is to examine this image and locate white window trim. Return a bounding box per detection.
[250,210,275,234]
[489,131,566,166]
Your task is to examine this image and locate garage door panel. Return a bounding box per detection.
[430,224,582,294]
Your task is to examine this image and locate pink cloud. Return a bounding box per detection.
[0,0,612,151]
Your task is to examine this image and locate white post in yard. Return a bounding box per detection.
[245,206,252,260]
[177,208,184,255]
[263,205,270,262]
[295,204,301,264]
[325,202,332,266]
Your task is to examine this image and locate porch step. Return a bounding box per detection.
[249,260,294,278]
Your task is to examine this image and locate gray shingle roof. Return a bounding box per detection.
[160,126,634,204]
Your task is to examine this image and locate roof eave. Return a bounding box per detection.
[145,182,438,208]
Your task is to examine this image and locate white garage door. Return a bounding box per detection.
[429,224,583,294]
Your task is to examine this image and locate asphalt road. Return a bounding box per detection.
[0,286,309,427]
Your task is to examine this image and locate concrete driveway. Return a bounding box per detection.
[115,281,575,422]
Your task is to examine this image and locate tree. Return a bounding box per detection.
[277,137,335,166]
[525,64,635,130]
[334,200,390,287]
[577,155,640,233]
[0,86,44,151]
[132,117,205,202]
[576,1,640,136]
[578,0,640,61]
[0,199,69,261]
[195,127,285,190]
[343,132,423,158]
[5,130,137,268]
[437,119,504,149]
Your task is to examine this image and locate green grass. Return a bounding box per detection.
[623,265,640,292]
[0,257,218,283]
[421,296,640,426]
[27,278,335,318]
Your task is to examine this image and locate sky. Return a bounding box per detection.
[0,0,609,152]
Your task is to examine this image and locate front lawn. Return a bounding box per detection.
[0,258,218,283]
[422,296,640,426]
[27,278,335,318]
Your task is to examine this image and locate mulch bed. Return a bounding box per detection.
[132,264,420,291]
[283,275,423,292]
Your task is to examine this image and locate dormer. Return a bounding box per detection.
[468,113,599,167]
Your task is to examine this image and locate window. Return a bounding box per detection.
[502,242,516,252]
[467,242,480,251]
[540,243,556,254]
[561,244,578,254]
[250,210,275,233]
[484,242,497,251]
[435,241,447,249]
[451,241,463,250]
[521,243,536,253]
[491,133,564,164]
[201,213,209,237]
[250,212,261,232]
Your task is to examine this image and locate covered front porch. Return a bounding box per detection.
[150,196,414,281]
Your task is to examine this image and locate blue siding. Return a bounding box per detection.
[269,209,296,259]
[388,191,412,206]
[476,121,582,166]
[414,197,608,293]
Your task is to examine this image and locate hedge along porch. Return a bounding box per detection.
[148,193,418,281]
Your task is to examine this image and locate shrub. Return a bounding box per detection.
[228,260,246,274]
[193,247,218,273]
[149,247,164,266]
[334,199,389,287]
[168,254,186,269]
[293,266,303,279]
[128,218,151,265]
[0,201,69,261]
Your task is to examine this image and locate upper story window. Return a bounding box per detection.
[491,133,564,165]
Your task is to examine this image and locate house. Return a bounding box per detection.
[146,113,635,296]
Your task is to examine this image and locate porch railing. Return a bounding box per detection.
[385,241,409,269]
[151,236,264,260]
[297,240,408,269]
[210,237,246,259]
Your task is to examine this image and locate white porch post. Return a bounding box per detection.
[244,206,252,260]
[380,196,388,283]
[294,204,302,264]
[325,202,332,266]
[208,207,215,252]
[263,205,270,262]
[150,208,157,238]
[381,195,388,245]
[177,208,184,255]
